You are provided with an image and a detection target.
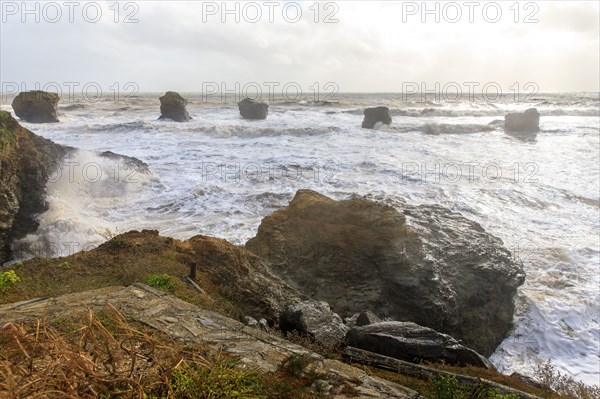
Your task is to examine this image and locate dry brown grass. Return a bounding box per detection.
[0,306,349,399]
[0,305,205,398]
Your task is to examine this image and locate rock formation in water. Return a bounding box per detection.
[11,91,60,123]
[362,106,392,129]
[246,190,525,356]
[238,98,269,120]
[505,108,540,132]
[159,91,191,122]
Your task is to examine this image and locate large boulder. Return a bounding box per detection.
[505,108,540,132]
[11,91,59,123]
[346,321,494,369]
[280,299,348,348]
[238,98,268,120]
[246,190,525,356]
[362,106,392,129]
[159,91,191,122]
[0,111,70,262]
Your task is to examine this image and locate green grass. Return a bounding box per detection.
[0,231,244,321]
[56,261,71,269]
[145,273,175,291]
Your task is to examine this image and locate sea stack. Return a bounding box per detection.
[238,98,269,120]
[159,91,191,122]
[362,106,392,129]
[11,91,60,123]
[505,108,540,132]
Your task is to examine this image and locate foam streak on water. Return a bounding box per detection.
[2,93,599,385]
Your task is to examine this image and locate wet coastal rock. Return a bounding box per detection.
[11,91,60,123]
[346,321,494,369]
[0,111,70,262]
[246,189,525,356]
[505,108,540,132]
[238,98,269,120]
[362,106,392,129]
[280,299,349,348]
[159,91,191,122]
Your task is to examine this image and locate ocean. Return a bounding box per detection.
[1,92,599,385]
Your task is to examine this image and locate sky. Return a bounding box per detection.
[1,1,599,95]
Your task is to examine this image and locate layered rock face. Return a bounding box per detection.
[346,321,493,368]
[159,91,191,122]
[0,111,69,263]
[246,190,525,356]
[238,98,269,120]
[362,106,392,129]
[11,91,60,123]
[505,108,540,132]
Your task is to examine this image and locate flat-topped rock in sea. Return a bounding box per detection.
[238,97,269,120]
[11,91,60,123]
[159,91,191,122]
[362,106,392,129]
[505,108,540,132]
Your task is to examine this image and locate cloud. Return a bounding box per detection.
[1,1,598,92]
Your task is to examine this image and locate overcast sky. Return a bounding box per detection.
[1,1,599,94]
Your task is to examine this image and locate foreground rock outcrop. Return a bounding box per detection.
[238,98,269,120]
[505,108,540,132]
[246,190,525,356]
[0,111,69,263]
[280,299,349,348]
[347,321,493,369]
[0,284,419,398]
[362,106,392,129]
[159,91,191,122]
[11,91,60,123]
[185,235,302,320]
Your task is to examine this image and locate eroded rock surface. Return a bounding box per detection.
[246,190,525,355]
[11,91,59,123]
[0,111,70,262]
[347,321,494,369]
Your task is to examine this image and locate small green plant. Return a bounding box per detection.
[145,273,175,291]
[432,375,522,399]
[433,375,464,399]
[56,262,71,269]
[13,262,24,267]
[0,270,21,290]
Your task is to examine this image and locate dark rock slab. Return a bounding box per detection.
[159,91,191,122]
[246,190,525,356]
[347,321,494,368]
[238,98,268,120]
[362,106,392,129]
[505,108,540,132]
[11,91,59,123]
